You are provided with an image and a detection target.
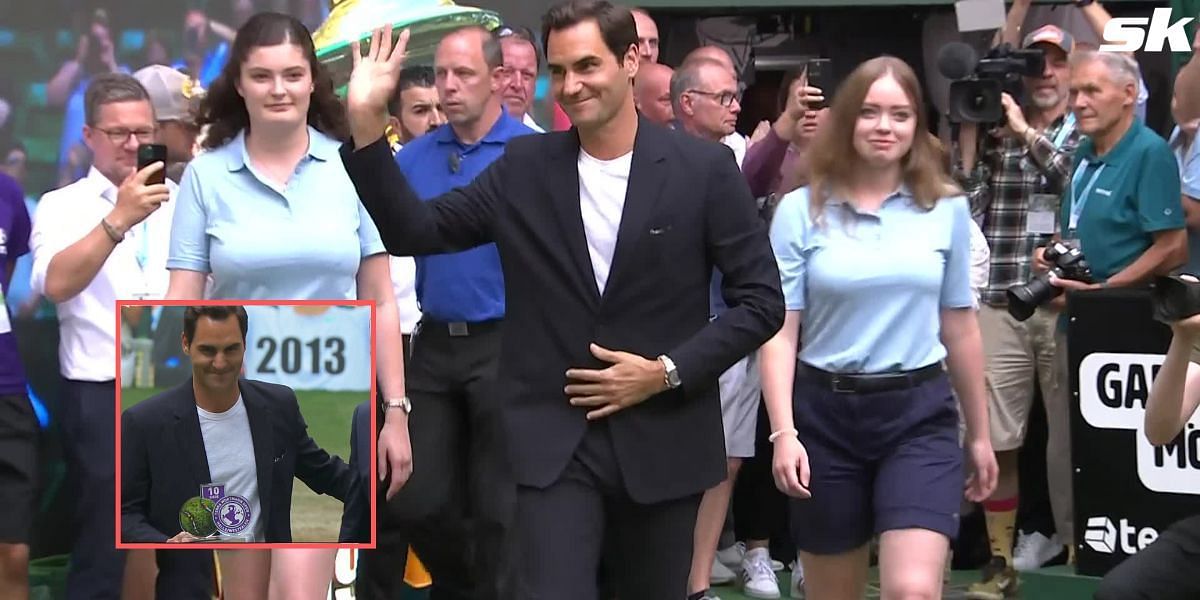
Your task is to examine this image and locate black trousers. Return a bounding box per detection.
[518,421,702,600]
[1095,514,1200,600]
[733,400,795,561]
[60,379,125,600]
[357,322,516,600]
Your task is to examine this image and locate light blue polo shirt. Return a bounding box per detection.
[769,187,975,374]
[1170,126,1200,275]
[168,127,385,300]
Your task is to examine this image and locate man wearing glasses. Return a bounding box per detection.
[681,46,748,167]
[497,25,547,133]
[671,58,743,165]
[669,56,762,600]
[30,72,175,599]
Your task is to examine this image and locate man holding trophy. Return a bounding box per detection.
[120,307,358,591]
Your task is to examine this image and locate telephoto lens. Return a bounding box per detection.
[1006,241,1092,321]
[1152,274,1200,324]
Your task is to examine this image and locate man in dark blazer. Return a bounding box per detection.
[120,306,357,598]
[340,1,784,598]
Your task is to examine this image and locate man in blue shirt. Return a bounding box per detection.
[359,25,534,600]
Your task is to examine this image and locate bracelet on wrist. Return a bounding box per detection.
[768,428,799,443]
[100,218,124,243]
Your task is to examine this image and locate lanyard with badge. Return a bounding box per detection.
[111,181,154,300]
[130,222,152,298]
[1067,158,1105,238]
[1026,113,1078,235]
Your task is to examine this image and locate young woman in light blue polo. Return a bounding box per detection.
[760,56,998,599]
[163,13,408,600]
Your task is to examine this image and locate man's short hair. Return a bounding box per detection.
[540,0,638,65]
[669,57,722,115]
[84,73,152,126]
[390,66,436,116]
[498,23,544,71]
[183,306,249,344]
[1070,50,1140,89]
[445,25,504,71]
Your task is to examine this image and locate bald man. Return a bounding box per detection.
[635,62,674,125]
[631,8,659,63]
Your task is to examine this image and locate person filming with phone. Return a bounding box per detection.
[29,72,177,599]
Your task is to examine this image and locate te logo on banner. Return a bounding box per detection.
[1101,8,1194,52]
[1084,516,1159,555]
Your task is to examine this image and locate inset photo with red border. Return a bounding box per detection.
[115,300,376,550]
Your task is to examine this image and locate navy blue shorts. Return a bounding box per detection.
[789,367,963,555]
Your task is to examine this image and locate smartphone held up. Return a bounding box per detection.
[805,58,832,109]
[138,143,168,186]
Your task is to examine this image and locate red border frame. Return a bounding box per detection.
[114,299,377,550]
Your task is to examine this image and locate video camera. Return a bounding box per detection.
[938,42,1045,124]
[1007,240,1092,321]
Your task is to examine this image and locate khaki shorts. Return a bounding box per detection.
[718,352,760,459]
[978,304,1061,452]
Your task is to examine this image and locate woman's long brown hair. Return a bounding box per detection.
[197,12,349,150]
[807,56,959,224]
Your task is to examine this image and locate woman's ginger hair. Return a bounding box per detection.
[807,56,959,223]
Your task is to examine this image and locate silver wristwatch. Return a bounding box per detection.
[382,396,412,414]
[658,355,682,389]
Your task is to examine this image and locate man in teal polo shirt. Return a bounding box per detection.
[1048,51,1186,286]
[1040,49,1186,560]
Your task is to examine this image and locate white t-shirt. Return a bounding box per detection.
[197,396,264,542]
[577,149,633,295]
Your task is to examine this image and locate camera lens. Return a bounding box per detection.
[1006,274,1061,322]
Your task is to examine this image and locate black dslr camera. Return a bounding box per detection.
[1152,275,1200,324]
[1007,240,1093,321]
[945,43,1046,124]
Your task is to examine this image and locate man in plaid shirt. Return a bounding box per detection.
[955,23,1081,600]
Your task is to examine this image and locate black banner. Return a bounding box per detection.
[1069,288,1200,577]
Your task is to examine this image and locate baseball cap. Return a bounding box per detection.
[133,65,202,124]
[1022,25,1075,54]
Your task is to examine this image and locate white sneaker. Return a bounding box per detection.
[741,548,781,599]
[1012,531,1064,571]
[719,541,786,572]
[717,541,746,571]
[789,559,804,598]
[711,557,736,586]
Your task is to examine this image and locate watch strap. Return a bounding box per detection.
[382,396,411,414]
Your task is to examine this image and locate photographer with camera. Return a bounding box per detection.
[954,16,1082,596]
[1019,48,1186,587]
[1040,49,1186,292]
[1090,307,1200,599]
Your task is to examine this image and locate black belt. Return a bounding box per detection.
[418,318,503,337]
[800,362,943,394]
